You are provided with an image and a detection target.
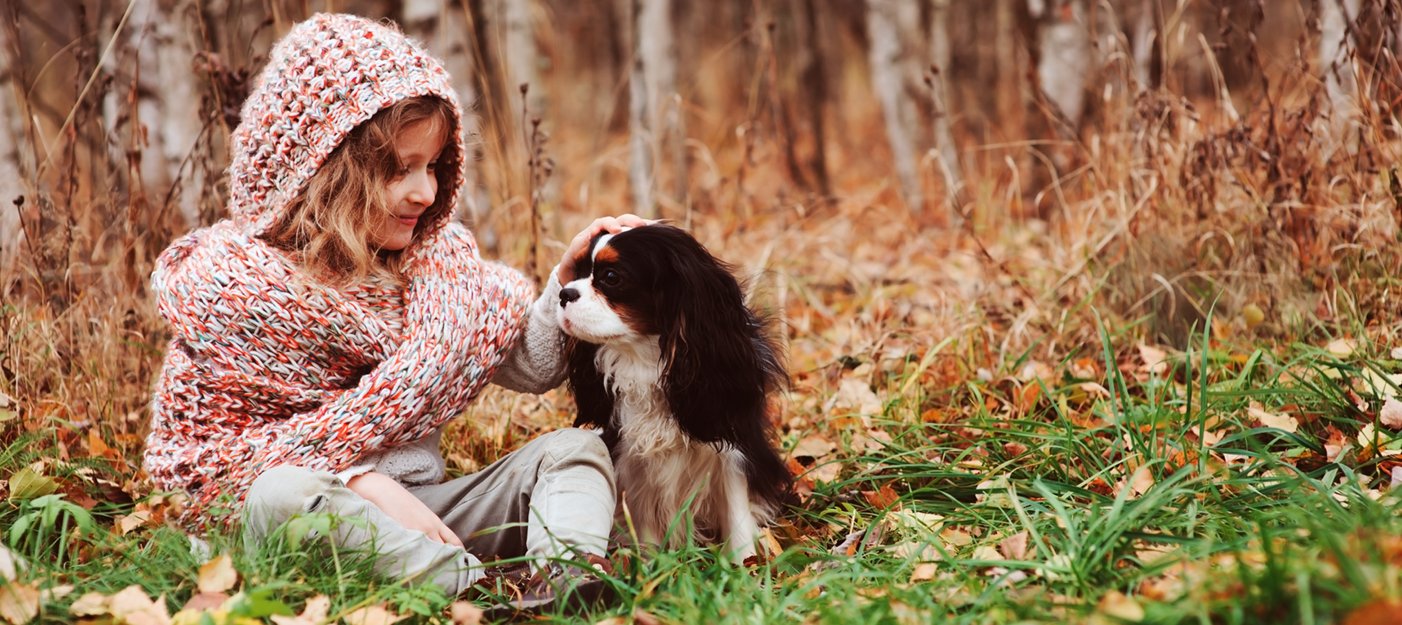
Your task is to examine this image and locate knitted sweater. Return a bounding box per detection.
[143,14,557,524]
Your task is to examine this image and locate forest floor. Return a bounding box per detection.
[5,87,1402,624]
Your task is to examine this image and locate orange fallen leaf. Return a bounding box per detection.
[197,554,238,594]
[0,582,38,625]
[862,485,900,510]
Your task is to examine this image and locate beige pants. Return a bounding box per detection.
[242,428,616,595]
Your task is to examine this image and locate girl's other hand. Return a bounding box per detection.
[558,214,653,283]
[346,471,463,547]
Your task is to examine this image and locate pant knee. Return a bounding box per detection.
[542,429,611,466]
[243,465,338,533]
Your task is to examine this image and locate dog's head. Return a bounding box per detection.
[558,224,790,503]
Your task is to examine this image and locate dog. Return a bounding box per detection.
[556,224,790,563]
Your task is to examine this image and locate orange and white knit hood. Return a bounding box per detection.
[227,13,463,243]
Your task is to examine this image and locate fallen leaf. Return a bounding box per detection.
[180,593,228,613]
[106,586,156,620]
[790,434,836,460]
[7,467,58,500]
[1241,304,1265,330]
[970,545,1002,562]
[632,610,664,625]
[1095,590,1145,622]
[1343,599,1402,625]
[39,585,73,604]
[808,461,842,483]
[999,531,1030,560]
[1382,398,1402,430]
[88,430,112,459]
[272,595,330,625]
[861,485,900,510]
[68,592,109,616]
[1328,338,1357,357]
[909,562,938,582]
[448,601,481,625]
[342,604,406,625]
[1127,467,1155,497]
[0,545,24,583]
[197,554,238,594]
[0,583,38,625]
[940,527,973,548]
[118,510,153,536]
[1137,344,1169,376]
[1248,402,1298,433]
[831,377,882,418]
[1079,382,1111,399]
[1393,347,1402,360]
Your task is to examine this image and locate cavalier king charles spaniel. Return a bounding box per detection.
[556,224,790,562]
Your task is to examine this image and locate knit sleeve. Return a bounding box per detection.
[491,266,568,394]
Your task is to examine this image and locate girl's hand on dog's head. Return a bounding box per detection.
[558,214,653,283]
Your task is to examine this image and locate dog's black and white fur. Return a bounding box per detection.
[556,225,790,562]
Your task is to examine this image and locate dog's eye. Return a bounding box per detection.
[597,269,623,288]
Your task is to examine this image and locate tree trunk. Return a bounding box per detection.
[497,0,541,113]
[154,0,203,229]
[928,0,961,220]
[866,0,923,213]
[628,0,678,218]
[796,0,830,196]
[1033,0,1092,129]
[0,10,26,272]
[1319,0,1360,157]
[1130,0,1156,91]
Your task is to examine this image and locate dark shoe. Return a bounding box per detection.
[480,554,615,619]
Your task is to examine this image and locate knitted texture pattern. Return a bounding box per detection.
[144,14,534,525]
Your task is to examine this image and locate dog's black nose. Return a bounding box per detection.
[560,287,581,306]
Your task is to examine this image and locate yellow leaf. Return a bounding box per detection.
[448,601,482,625]
[341,604,405,625]
[940,527,972,548]
[790,435,836,460]
[197,555,238,594]
[970,546,1002,561]
[1136,344,1169,376]
[0,583,39,625]
[118,510,153,536]
[1327,339,1357,357]
[7,468,57,501]
[909,562,938,582]
[68,592,109,616]
[1095,590,1145,622]
[1128,467,1155,497]
[0,545,24,583]
[106,586,155,620]
[1248,402,1297,433]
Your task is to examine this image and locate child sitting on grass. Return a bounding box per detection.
[143,13,641,610]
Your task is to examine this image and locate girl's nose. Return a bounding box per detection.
[406,170,436,206]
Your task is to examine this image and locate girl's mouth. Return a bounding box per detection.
[398,215,419,227]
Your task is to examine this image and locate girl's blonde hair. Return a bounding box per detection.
[261,96,460,285]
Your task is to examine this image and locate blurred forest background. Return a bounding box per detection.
[3,0,1402,487]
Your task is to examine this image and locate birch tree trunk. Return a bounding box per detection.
[0,13,26,272]
[495,0,541,113]
[928,0,961,219]
[1130,0,1156,91]
[866,0,923,213]
[102,0,203,229]
[1033,0,1092,128]
[1319,0,1360,158]
[628,0,678,218]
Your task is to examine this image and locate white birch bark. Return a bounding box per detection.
[493,0,541,113]
[155,0,203,228]
[866,0,923,212]
[628,0,677,217]
[1035,0,1092,127]
[927,0,961,210]
[0,17,25,272]
[1131,0,1155,91]
[102,0,202,229]
[1319,0,1360,156]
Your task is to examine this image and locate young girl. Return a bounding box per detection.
[144,13,639,604]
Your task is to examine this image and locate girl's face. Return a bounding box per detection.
[372,119,447,251]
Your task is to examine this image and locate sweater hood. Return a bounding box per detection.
[226,13,464,243]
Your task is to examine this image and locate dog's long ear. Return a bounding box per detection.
[566,337,614,432]
[650,230,791,506]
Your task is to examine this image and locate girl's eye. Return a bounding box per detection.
[427,161,438,172]
[597,269,622,287]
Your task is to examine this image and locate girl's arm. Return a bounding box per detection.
[491,266,567,393]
